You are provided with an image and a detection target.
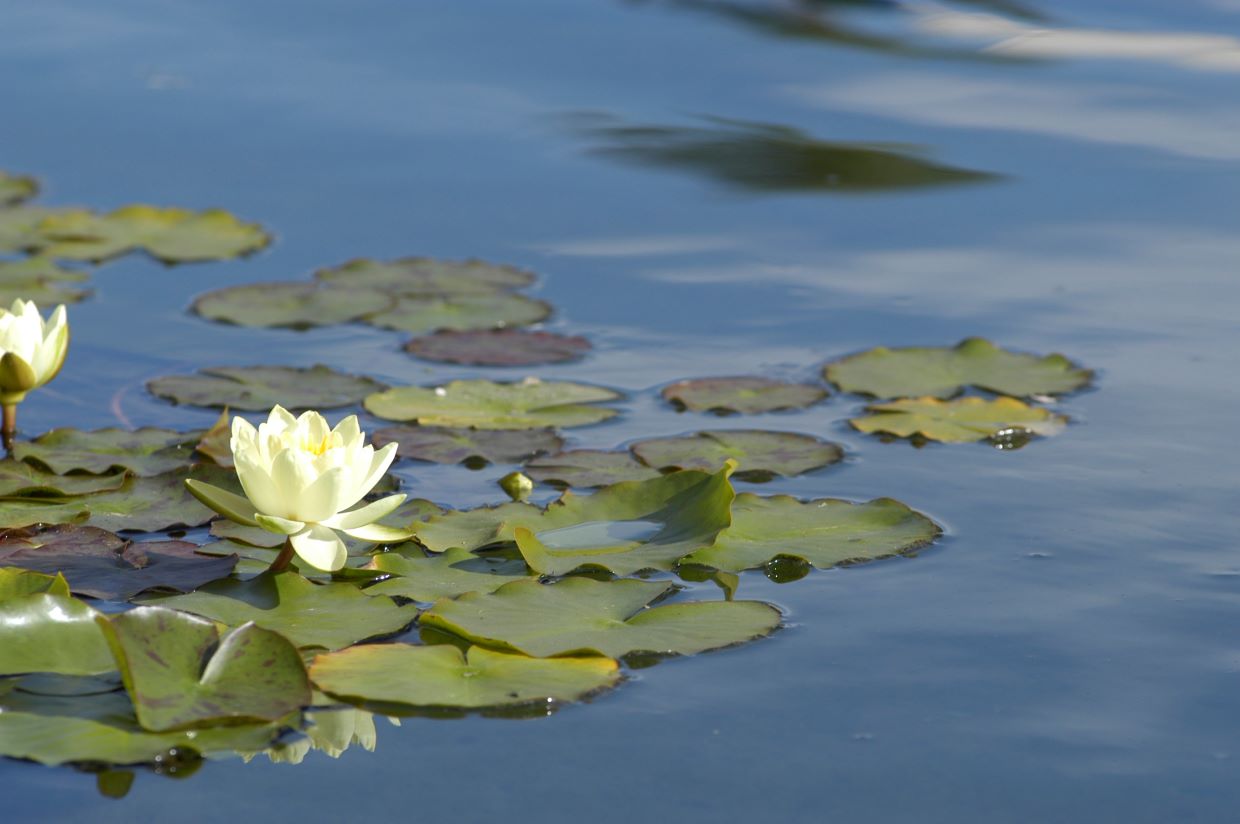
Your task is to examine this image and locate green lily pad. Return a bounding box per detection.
[311,643,619,710]
[850,396,1069,443]
[0,568,69,600]
[0,593,114,675]
[209,498,441,550]
[662,376,827,415]
[0,461,127,497]
[33,206,271,264]
[366,379,621,430]
[0,524,238,600]
[143,572,419,650]
[682,493,940,573]
[195,410,232,467]
[15,427,199,476]
[0,255,90,282]
[631,430,844,481]
[373,426,563,466]
[148,365,386,410]
[0,689,290,766]
[414,465,735,576]
[0,207,74,253]
[365,546,532,602]
[522,450,661,488]
[422,577,780,658]
[404,329,591,366]
[362,292,551,335]
[0,173,37,206]
[191,282,392,329]
[100,607,311,731]
[314,257,536,296]
[0,277,92,306]
[824,338,1093,399]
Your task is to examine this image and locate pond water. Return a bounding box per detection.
[3,0,1240,820]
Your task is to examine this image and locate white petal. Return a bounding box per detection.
[333,415,362,449]
[356,443,398,502]
[290,524,348,572]
[297,465,349,523]
[233,452,286,517]
[269,448,316,503]
[321,494,406,531]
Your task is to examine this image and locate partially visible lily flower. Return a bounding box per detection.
[186,406,410,572]
[0,299,70,450]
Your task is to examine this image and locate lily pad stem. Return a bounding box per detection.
[2,404,15,456]
[268,538,296,574]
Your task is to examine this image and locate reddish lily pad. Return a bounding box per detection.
[662,376,827,415]
[522,450,661,488]
[372,426,563,467]
[404,330,591,366]
[314,257,536,296]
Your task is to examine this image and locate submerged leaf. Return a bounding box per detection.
[682,493,940,573]
[314,257,536,296]
[34,205,271,263]
[522,450,661,488]
[373,426,563,466]
[662,376,826,415]
[365,379,621,430]
[631,429,843,480]
[365,546,533,602]
[362,292,551,335]
[311,644,619,709]
[191,282,392,329]
[849,396,1069,443]
[824,338,1092,399]
[15,427,199,476]
[149,365,386,410]
[404,329,590,366]
[422,577,780,658]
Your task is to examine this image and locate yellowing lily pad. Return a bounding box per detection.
[33,205,271,263]
[100,608,311,731]
[195,410,232,467]
[149,365,386,410]
[522,450,661,488]
[314,257,536,296]
[311,643,619,710]
[191,282,392,329]
[824,338,1092,399]
[662,376,826,415]
[850,396,1069,443]
[0,568,69,600]
[365,546,533,602]
[362,292,551,335]
[404,329,590,366]
[421,577,781,658]
[143,572,419,650]
[0,173,38,206]
[682,493,940,573]
[373,426,563,466]
[15,427,200,476]
[365,379,621,430]
[631,430,843,481]
[0,593,115,675]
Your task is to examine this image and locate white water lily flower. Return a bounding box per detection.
[186,405,409,572]
[0,299,69,404]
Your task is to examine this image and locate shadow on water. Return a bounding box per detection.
[568,114,1000,193]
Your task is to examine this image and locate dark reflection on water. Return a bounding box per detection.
[572,114,998,192]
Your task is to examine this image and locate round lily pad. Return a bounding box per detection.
[365,379,621,430]
[15,427,199,476]
[365,545,533,603]
[33,205,271,264]
[824,338,1093,399]
[311,643,619,710]
[314,257,536,296]
[404,329,591,366]
[682,493,941,573]
[0,593,115,676]
[0,172,37,206]
[148,365,386,410]
[849,396,1069,443]
[191,282,392,329]
[0,462,127,497]
[421,577,781,658]
[522,450,661,488]
[631,430,843,481]
[372,426,563,466]
[362,293,551,335]
[662,376,827,415]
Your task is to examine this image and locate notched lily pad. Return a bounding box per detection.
[365,379,621,430]
[149,365,386,410]
[421,577,781,658]
[0,172,38,206]
[365,546,532,602]
[362,292,551,335]
[0,524,238,600]
[522,450,661,488]
[143,571,420,650]
[631,430,843,481]
[373,426,563,467]
[191,282,392,329]
[0,593,115,675]
[311,644,619,710]
[34,205,271,263]
[314,257,536,296]
[662,376,826,415]
[682,493,940,573]
[404,329,590,366]
[824,338,1092,399]
[100,608,311,731]
[15,427,199,476]
[850,396,1069,444]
